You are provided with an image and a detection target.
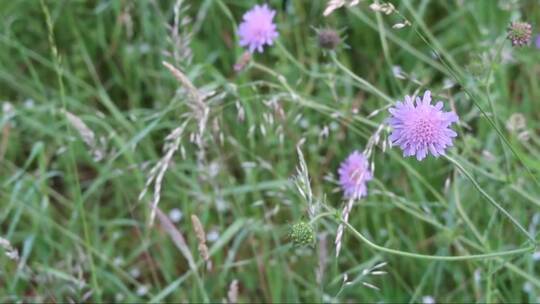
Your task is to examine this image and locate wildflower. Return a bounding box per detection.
[338,151,373,200]
[535,34,540,49]
[507,21,532,47]
[388,90,458,161]
[318,28,341,50]
[289,221,314,247]
[238,4,278,53]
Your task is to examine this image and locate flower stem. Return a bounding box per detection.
[444,154,535,243]
[330,53,394,104]
[342,220,534,261]
[313,211,534,261]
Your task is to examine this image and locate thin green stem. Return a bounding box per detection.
[40,0,100,300]
[445,154,535,243]
[484,40,511,181]
[330,53,394,104]
[452,171,486,246]
[342,220,533,261]
[251,62,379,128]
[309,211,337,225]
[311,211,534,261]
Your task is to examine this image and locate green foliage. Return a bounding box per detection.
[1,0,540,302]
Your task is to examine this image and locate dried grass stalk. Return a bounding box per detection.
[227,279,239,303]
[162,61,208,144]
[64,111,106,161]
[294,143,318,220]
[323,0,360,16]
[0,236,19,261]
[140,121,189,226]
[156,208,197,270]
[191,215,212,271]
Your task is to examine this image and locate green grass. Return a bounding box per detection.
[1,0,540,302]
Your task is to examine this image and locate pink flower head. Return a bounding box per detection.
[388,90,459,161]
[338,151,373,200]
[238,4,279,53]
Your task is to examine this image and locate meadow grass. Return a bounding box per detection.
[1,0,540,302]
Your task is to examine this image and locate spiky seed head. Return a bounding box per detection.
[289,221,314,247]
[507,21,532,47]
[318,29,341,50]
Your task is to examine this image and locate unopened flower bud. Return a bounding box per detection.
[289,221,314,247]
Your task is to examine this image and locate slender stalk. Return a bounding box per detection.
[342,220,533,261]
[312,211,534,261]
[452,171,486,246]
[484,40,512,181]
[309,211,337,226]
[251,62,379,128]
[40,0,100,299]
[445,154,535,243]
[330,53,394,104]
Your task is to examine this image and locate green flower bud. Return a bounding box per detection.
[289,221,315,247]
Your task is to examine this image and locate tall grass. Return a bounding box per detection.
[1,0,539,302]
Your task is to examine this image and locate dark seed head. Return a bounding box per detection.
[318,29,341,50]
[507,21,532,47]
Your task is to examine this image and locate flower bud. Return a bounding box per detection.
[507,21,532,47]
[289,221,314,247]
[318,29,341,50]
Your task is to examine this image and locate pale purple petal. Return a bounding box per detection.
[338,151,372,200]
[387,91,459,161]
[237,4,278,53]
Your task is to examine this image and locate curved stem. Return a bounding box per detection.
[453,176,486,246]
[309,211,337,225]
[313,211,534,261]
[330,53,394,104]
[445,154,535,243]
[343,220,534,261]
[251,62,379,128]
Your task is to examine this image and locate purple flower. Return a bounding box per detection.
[388,90,458,161]
[338,151,373,200]
[506,21,532,47]
[238,4,278,53]
[535,34,540,49]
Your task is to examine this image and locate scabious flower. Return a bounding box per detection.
[387,90,459,161]
[506,21,532,47]
[338,151,373,200]
[238,4,278,53]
